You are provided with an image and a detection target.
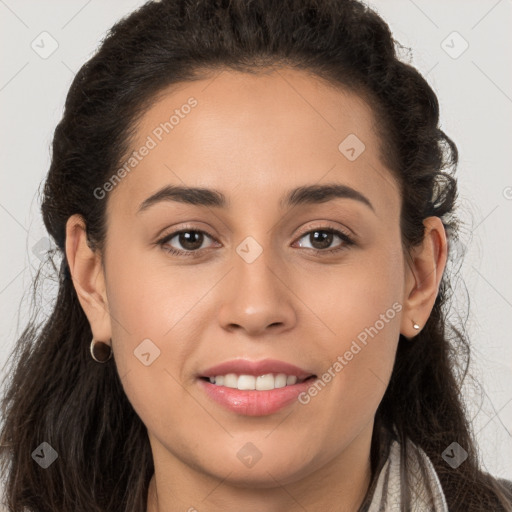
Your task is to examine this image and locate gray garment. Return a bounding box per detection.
[366,437,449,511]
[358,426,512,511]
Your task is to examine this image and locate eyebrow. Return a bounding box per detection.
[136,182,375,215]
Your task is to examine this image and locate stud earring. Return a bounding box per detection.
[413,322,420,330]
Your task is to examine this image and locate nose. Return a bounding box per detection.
[217,249,297,337]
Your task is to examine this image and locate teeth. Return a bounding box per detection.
[208,373,300,390]
[223,373,238,388]
[274,373,287,388]
[256,374,274,390]
[286,375,297,385]
[238,375,256,390]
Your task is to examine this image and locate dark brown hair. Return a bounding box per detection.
[1,0,511,510]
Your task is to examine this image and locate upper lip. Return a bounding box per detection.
[199,358,316,380]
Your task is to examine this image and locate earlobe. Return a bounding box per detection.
[65,214,112,344]
[400,216,448,339]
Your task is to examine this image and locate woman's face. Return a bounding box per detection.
[72,68,436,493]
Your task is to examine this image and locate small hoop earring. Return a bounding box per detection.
[413,322,420,330]
[90,338,113,363]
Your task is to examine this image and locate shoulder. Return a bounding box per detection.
[490,475,512,508]
[496,477,512,494]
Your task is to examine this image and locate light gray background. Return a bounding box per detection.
[1,0,511,482]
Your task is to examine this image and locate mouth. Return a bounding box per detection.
[197,374,318,416]
[196,359,318,416]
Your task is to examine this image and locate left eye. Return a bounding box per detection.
[295,228,354,252]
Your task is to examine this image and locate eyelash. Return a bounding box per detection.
[156,224,355,258]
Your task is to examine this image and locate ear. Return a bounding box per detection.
[400,216,448,339]
[65,213,112,346]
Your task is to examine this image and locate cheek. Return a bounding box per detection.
[295,245,403,419]
[103,247,215,428]
[296,240,403,349]
[105,241,200,345]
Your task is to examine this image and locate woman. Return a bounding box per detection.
[1,0,511,510]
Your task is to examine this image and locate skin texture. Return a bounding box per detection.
[65,68,447,512]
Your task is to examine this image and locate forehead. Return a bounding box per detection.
[107,67,400,219]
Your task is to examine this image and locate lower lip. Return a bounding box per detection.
[198,377,316,416]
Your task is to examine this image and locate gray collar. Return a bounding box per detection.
[365,437,449,511]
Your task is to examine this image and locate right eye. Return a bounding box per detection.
[157,228,219,257]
